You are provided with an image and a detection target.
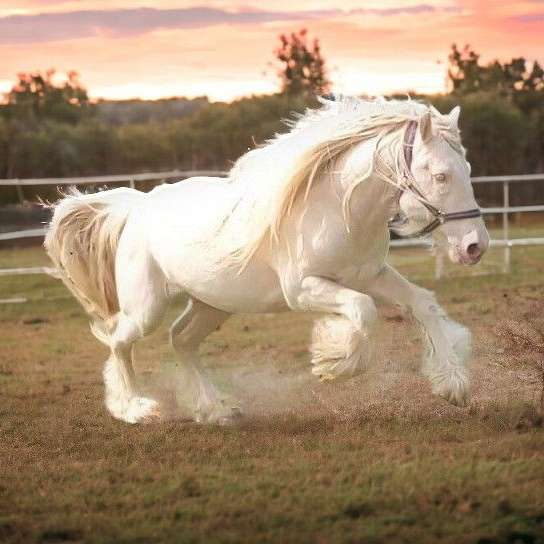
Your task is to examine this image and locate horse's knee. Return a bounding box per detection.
[346,293,377,331]
[411,287,446,320]
[127,302,166,337]
[110,314,138,350]
[110,309,163,357]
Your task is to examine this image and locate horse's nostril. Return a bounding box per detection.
[466,243,481,258]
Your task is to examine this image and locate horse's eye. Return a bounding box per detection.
[433,173,446,183]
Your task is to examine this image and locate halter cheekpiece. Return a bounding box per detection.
[393,119,482,238]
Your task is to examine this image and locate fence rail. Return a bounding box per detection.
[0,170,228,188]
[1,170,542,188]
[0,169,229,204]
[1,171,544,280]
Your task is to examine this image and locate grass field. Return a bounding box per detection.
[1,244,544,543]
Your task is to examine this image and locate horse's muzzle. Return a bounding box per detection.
[457,228,489,265]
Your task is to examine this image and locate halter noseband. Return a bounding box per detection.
[394,120,482,238]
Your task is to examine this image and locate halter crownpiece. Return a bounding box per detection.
[392,119,482,238]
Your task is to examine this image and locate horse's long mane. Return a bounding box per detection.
[224,95,463,268]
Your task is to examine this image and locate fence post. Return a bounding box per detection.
[502,180,511,273]
[129,177,135,189]
[435,250,444,279]
[15,180,24,204]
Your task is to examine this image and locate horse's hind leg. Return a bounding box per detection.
[104,248,168,424]
[104,316,160,423]
[167,298,235,424]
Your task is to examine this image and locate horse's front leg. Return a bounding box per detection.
[368,264,470,406]
[294,276,378,380]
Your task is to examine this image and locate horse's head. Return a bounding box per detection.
[397,106,489,265]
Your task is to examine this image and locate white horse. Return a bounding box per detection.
[45,96,489,424]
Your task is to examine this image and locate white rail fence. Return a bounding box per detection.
[1,171,544,281]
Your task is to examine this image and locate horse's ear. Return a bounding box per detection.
[448,106,460,127]
[419,111,433,143]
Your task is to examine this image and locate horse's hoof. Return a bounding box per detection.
[108,397,161,424]
[141,403,162,423]
[439,389,469,408]
[310,316,371,381]
[432,370,470,408]
[216,406,243,426]
[195,404,243,425]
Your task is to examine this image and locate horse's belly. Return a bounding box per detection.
[168,259,287,313]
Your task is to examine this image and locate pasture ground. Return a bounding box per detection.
[1,244,544,544]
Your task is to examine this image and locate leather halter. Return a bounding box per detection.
[393,120,482,238]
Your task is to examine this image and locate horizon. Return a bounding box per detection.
[0,1,542,103]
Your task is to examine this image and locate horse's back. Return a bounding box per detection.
[145,176,238,232]
[149,175,233,207]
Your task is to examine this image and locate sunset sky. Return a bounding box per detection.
[0,1,543,102]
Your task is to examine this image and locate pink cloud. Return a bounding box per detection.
[0,4,453,44]
[0,1,542,101]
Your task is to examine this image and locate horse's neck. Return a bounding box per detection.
[356,176,399,227]
[335,139,400,234]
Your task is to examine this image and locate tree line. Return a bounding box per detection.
[0,34,543,207]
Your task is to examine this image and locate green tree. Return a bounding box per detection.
[447,44,544,97]
[275,29,330,97]
[446,44,544,175]
[448,44,482,93]
[4,69,92,124]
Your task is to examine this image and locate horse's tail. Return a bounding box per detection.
[44,187,144,337]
